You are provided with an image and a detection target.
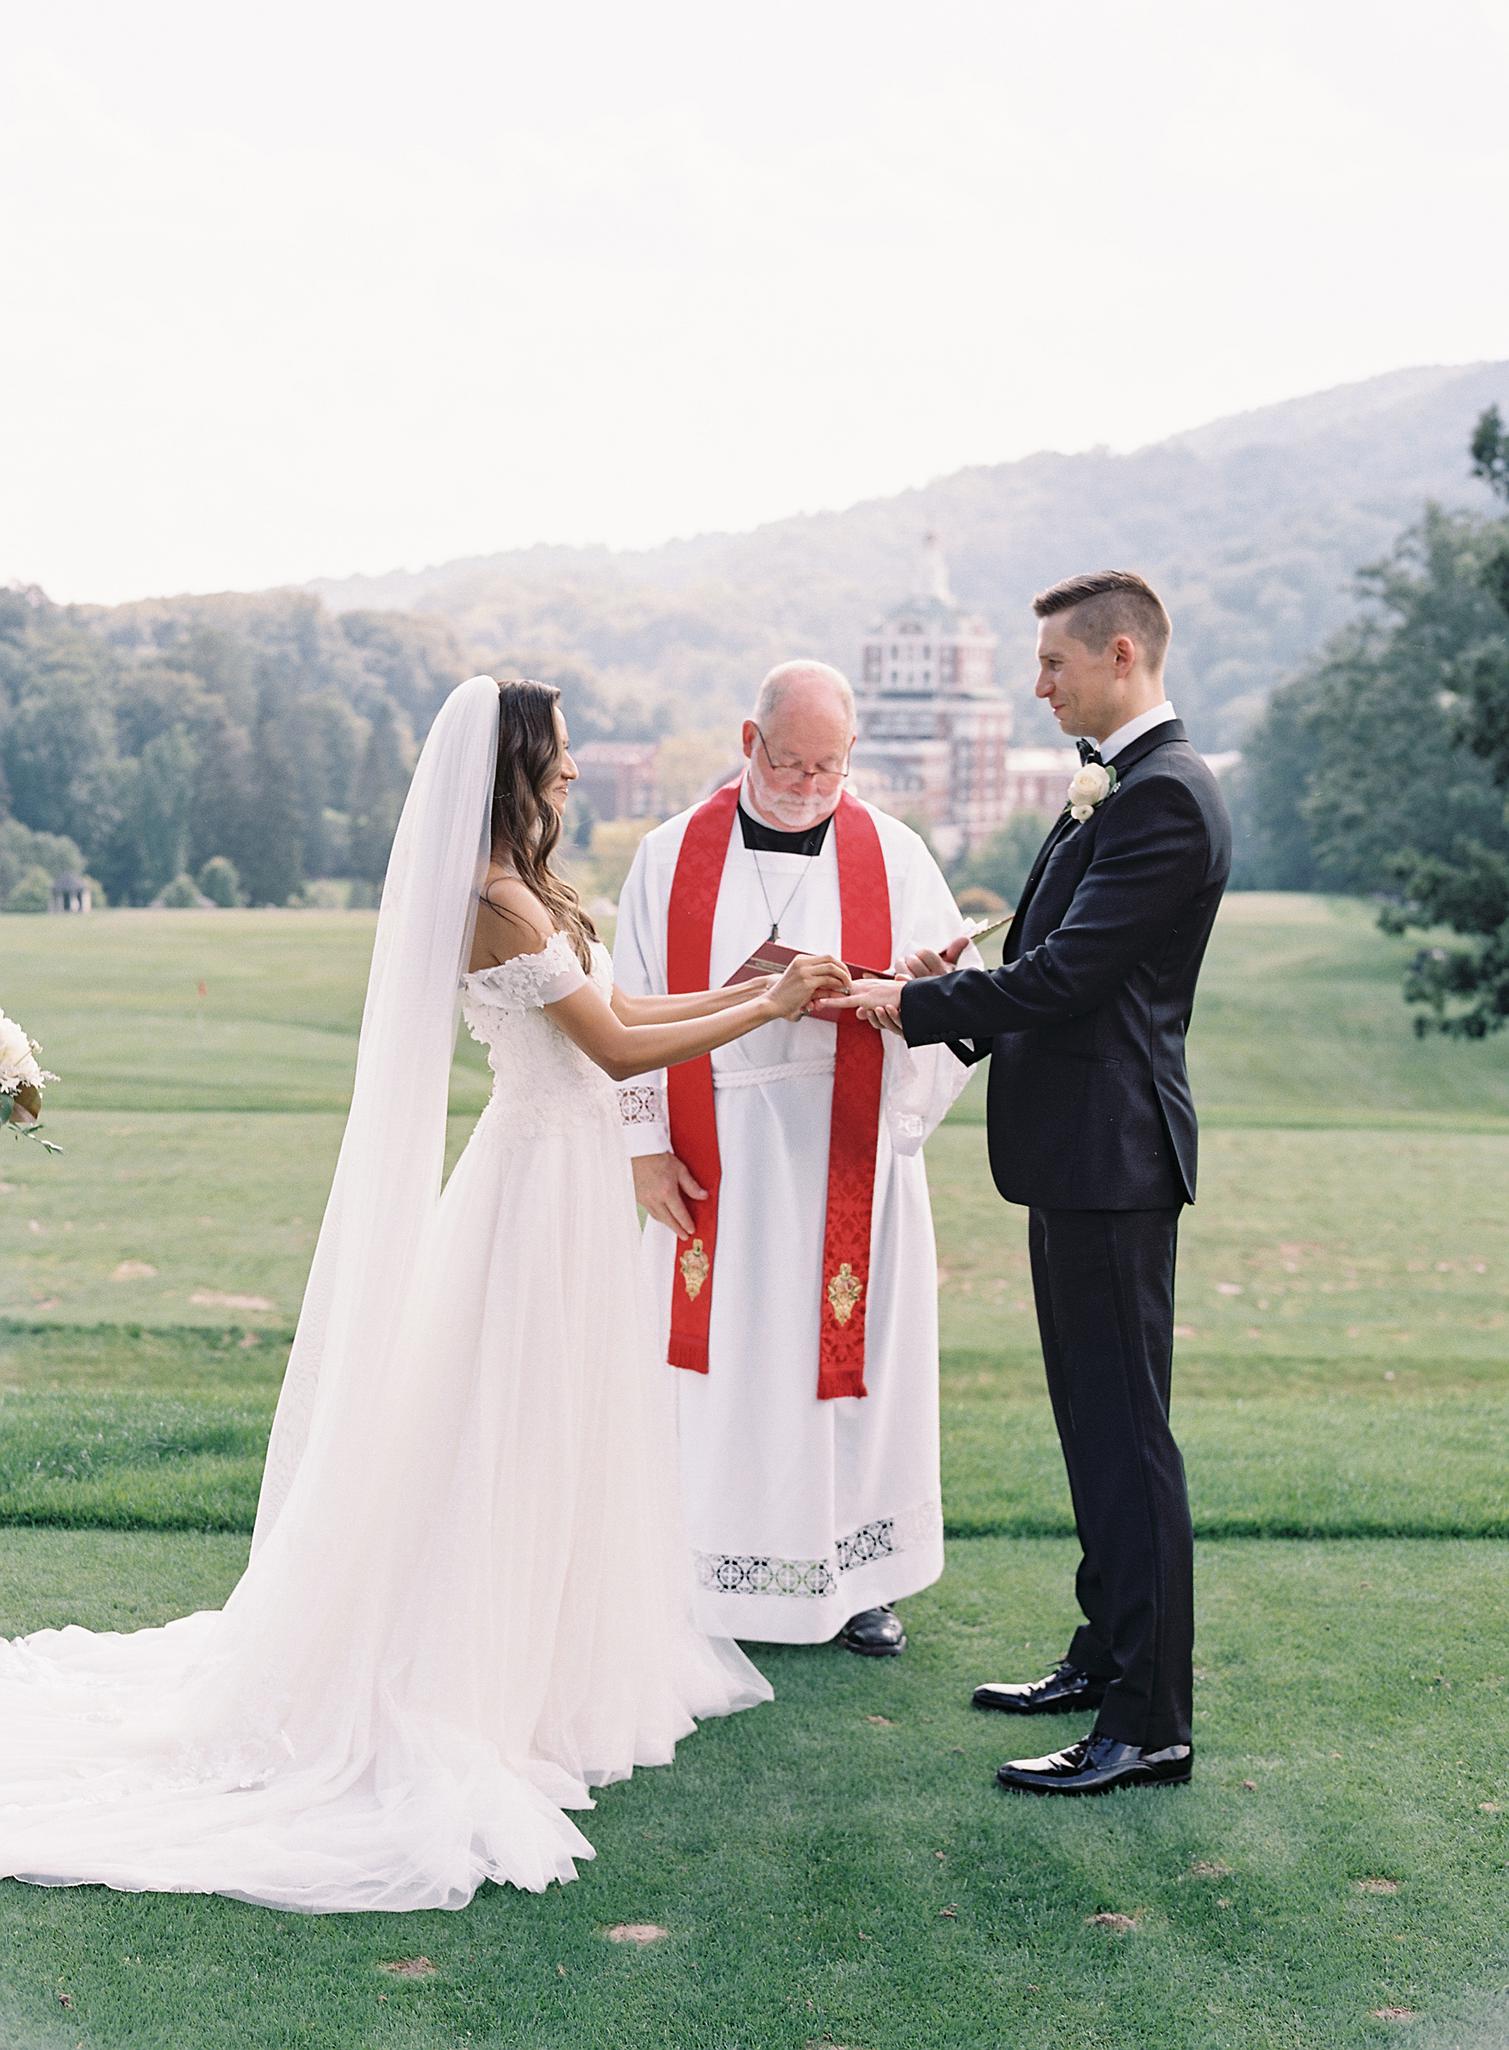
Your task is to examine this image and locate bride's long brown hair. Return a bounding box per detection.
[490,679,598,970]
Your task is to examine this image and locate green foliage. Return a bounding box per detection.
[954,882,1008,919]
[1379,408,1509,1036]
[1235,506,1509,894]
[3,864,52,913]
[239,684,305,905]
[582,817,656,901]
[0,636,116,846]
[0,584,473,908]
[196,855,241,907]
[1236,407,1509,1038]
[0,818,84,901]
[951,809,1055,903]
[153,873,204,909]
[1226,682,1323,891]
[345,696,409,887]
[652,729,734,811]
[96,723,200,904]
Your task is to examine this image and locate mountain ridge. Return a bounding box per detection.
[305,359,1509,748]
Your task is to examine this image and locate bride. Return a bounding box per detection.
[0,673,850,1914]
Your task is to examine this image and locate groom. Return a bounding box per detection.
[837,570,1231,1796]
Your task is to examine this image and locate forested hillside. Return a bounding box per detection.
[5,361,1508,909]
[311,360,1509,746]
[0,588,565,908]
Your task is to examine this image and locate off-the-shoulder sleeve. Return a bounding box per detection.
[466,930,589,1011]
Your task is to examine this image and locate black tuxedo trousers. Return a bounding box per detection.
[1030,1205,1192,1747]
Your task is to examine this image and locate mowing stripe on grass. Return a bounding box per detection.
[0,1529,1504,2050]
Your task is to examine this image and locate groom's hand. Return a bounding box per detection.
[632,1152,708,1236]
[903,933,972,979]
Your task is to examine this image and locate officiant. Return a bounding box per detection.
[613,661,978,1653]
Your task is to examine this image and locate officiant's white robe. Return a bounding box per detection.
[613,786,977,1643]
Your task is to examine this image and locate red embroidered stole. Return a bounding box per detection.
[664,783,891,1399]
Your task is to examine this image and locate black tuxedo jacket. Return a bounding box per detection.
[900,719,1231,1210]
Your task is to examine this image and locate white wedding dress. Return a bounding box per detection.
[0,679,769,1914]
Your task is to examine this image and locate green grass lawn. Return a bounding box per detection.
[0,895,1506,2049]
[1,1533,1504,2050]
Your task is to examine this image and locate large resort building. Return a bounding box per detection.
[850,537,1023,860]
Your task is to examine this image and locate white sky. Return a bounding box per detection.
[4,0,1508,603]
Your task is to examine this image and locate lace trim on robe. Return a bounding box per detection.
[692,1499,941,1601]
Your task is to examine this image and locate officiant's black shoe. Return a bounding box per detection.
[995,1733,1193,1797]
[972,1661,1106,1716]
[836,1606,906,1657]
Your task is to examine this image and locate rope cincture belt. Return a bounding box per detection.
[712,1057,836,1090]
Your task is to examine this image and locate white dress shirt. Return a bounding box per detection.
[1093,700,1178,764]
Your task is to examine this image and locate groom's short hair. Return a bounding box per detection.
[1033,570,1171,670]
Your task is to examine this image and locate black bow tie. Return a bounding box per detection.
[1076,738,1105,767]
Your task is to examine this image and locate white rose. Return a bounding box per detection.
[1067,763,1112,808]
[1069,802,1095,823]
[0,1014,33,1078]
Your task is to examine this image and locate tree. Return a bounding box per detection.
[238,684,305,906]
[0,820,85,902]
[134,725,198,897]
[111,662,210,757]
[956,884,1009,919]
[0,646,117,847]
[186,705,255,881]
[4,865,52,913]
[1382,408,1509,1036]
[952,811,1057,906]
[198,855,242,907]
[347,700,410,887]
[1226,680,1323,891]
[155,873,206,908]
[92,726,199,905]
[586,818,655,901]
[1235,502,1509,897]
[653,731,733,812]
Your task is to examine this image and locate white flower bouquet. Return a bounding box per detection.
[0,1008,61,1152]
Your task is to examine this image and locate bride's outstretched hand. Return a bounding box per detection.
[767,953,852,1020]
[825,976,907,1032]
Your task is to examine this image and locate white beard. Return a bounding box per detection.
[743,767,839,833]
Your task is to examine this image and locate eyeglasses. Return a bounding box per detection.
[753,726,852,791]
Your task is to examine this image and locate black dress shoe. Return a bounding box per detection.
[836,1605,906,1657]
[995,1732,1193,1796]
[972,1661,1107,1716]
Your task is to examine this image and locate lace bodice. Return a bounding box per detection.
[460,932,620,1137]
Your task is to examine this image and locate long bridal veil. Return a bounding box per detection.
[0,675,611,1909]
[253,672,500,1546]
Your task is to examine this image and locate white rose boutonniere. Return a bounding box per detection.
[1065,761,1117,823]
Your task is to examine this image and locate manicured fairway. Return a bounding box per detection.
[1,1533,1504,2050]
[1,894,1506,2049]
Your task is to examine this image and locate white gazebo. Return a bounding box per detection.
[49,873,92,914]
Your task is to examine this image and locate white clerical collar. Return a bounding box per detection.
[1093,700,1178,765]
